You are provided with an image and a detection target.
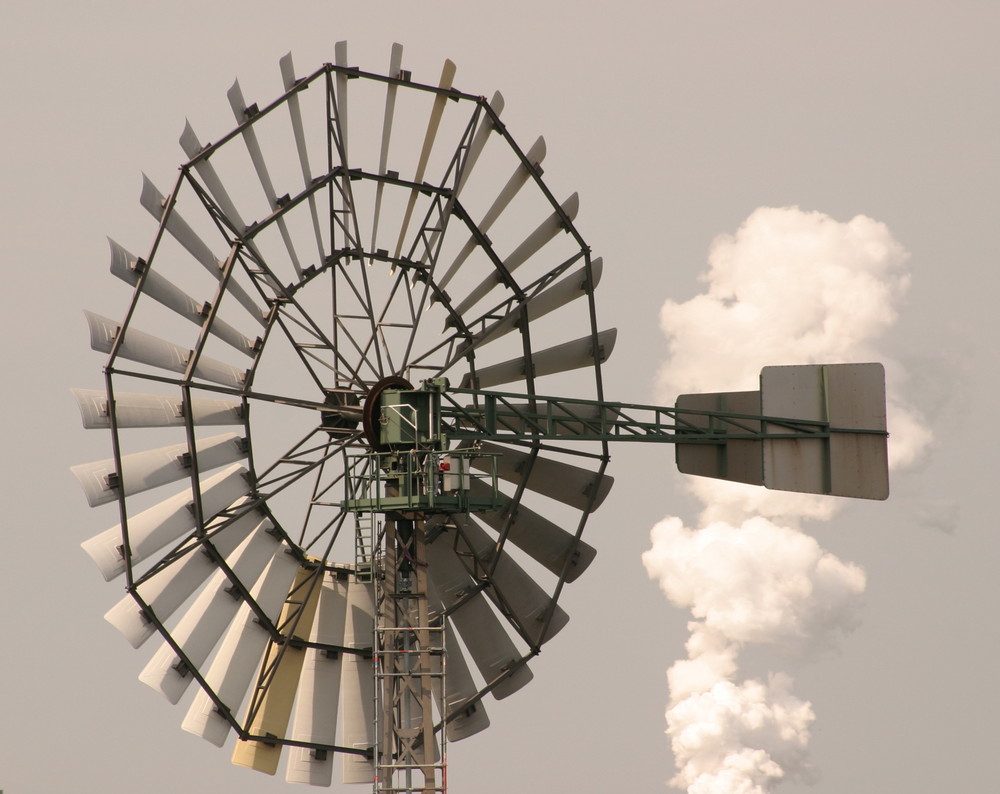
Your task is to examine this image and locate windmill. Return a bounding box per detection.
[72,43,888,793]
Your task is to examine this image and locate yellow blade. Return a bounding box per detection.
[230,565,322,775]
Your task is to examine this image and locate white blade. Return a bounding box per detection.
[463,258,603,353]
[334,41,350,159]
[179,121,247,231]
[279,52,325,266]
[412,91,504,269]
[104,504,261,648]
[85,310,247,388]
[464,483,597,583]
[453,193,579,317]
[285,573,350,785]
[140,175,266,325]
[72,432,246,508]
[227,79,304,279]
[424,530,533,700]
[460,328,617,389]
[181,550,301,747]
[454,91,504,199]
[393,58,457,259]
[110,238,255,355]
[437,136,546,294]
[340,576,376,784]
[81,464,249,581]
[369,43,404,260]
[232,566,324,774]
[137,521,280,701]
[426,588,490,742]
[437,517,569,648]
[71,388,242,429]
[473,441,613,512]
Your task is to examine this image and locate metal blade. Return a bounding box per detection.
[424,529,533,700]
[462,258,603,354]
[278,52,325,266]
[454,91,504,199]
[471,441,613,513]
[453,193,579,317]
[431,516,569,647]
[460,327,617,389]
[369,43,404,261]
[340,576,376,784]
[110,239,256,357]
[140,175,266,325]
[81,464,249,581]
[334,41,350,158]
[104,505,262,648]
[232,566,323,774]
[411,91,504,270]
[227,79,304,279]
[285,573,350,785]
[437,136,546,294]
[393,58,457,259]
[465,490,596,582]
[72,432,246,508]
[71,388,242,429]
[180,549,301,746]
[426,587,490,742]
[137,522,281,701]
[85,310,248,388]
[179,121,247,231]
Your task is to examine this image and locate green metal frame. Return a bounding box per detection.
[342,447,502,514]
[439,386,886,444]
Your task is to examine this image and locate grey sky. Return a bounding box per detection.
[2,2,997,792]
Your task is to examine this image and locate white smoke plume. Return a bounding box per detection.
[643,206,929,792]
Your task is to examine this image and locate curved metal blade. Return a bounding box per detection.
[279,52,325,266]
[104,505,262,648]
[179,121,247,231]
[232,566,323,774]
[369,43,404,263]
[393,58,457,259]
[453,193,579,317]
[437,136,546,294]
[72,432,246,508]
[81,464,249,581]
[454,91,504,199]
[140,175,266,325]
[71,388,242,429]
[460,327,617,389]
[285,572,350,785]
[463,483,597,583]
[110,239,256,357]
[412,91,504,271]
[472,441,613,513]
[85,310,248,388]
[180,550,301,746]
[432,517,569,648]
[334,41,350,159]
[423,528,533,700]
[227,79,304,280]
[340,576,376,784]
[462,257,604,355]
[137,522,281,702]
[425,585,490,742]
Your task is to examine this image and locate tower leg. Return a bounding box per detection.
[375,516,445,793]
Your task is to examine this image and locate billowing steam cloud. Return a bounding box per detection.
[643,207,929,792]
